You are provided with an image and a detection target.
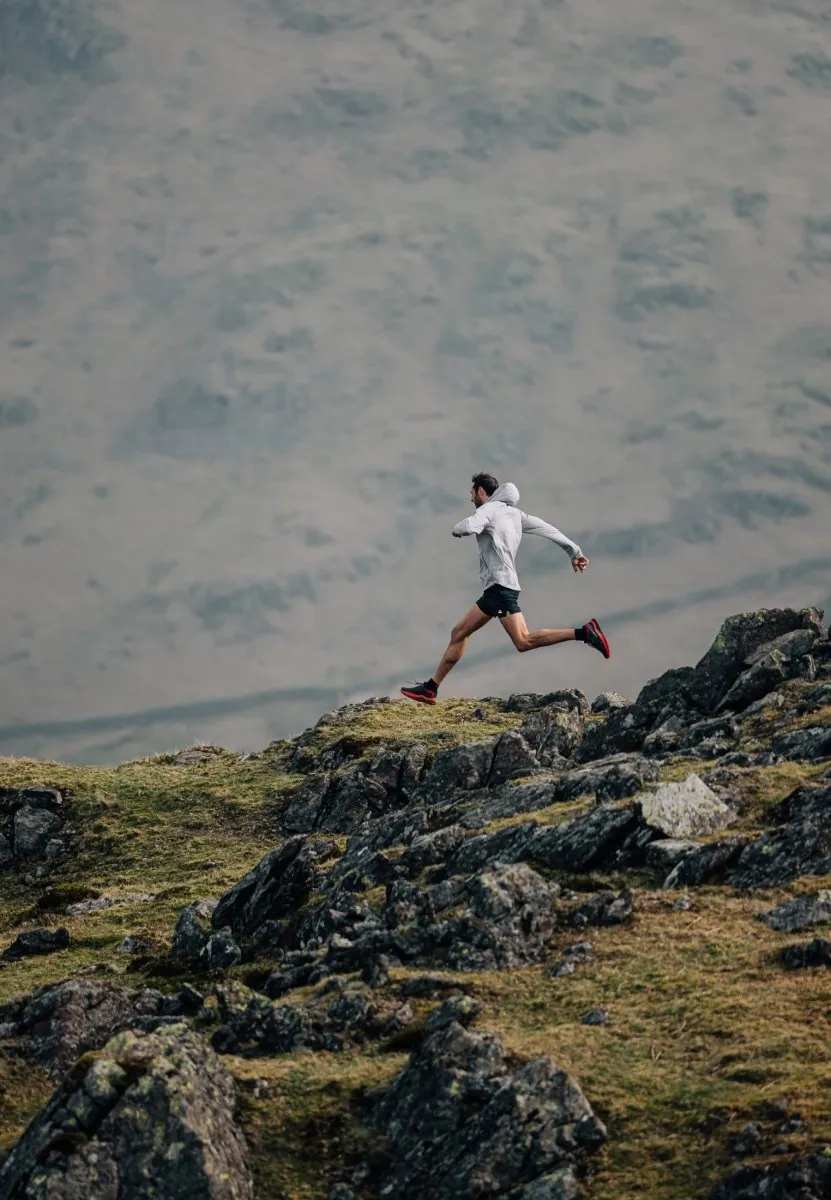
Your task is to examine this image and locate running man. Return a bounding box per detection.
[401,472,610,705]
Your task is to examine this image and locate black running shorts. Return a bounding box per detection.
[476,584,522,617]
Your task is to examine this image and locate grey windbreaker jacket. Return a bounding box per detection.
[452,482,582,593]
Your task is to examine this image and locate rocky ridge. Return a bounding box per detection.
[0,605,830,1198]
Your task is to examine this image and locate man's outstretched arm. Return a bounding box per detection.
[452,505,494,538]
[521,512,589,570]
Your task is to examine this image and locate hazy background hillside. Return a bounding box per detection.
[1,0,830,765]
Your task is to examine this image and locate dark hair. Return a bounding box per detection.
[471,472,499,497]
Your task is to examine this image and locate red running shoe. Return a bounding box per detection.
[582,618,611,659]
[400,681,438,705]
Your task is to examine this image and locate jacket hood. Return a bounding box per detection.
[490,482,520,506]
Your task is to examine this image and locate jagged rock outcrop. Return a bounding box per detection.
[0,978,204,1073]
[688,607,825,713]
[725,785,831,888]
[210,834,319,940]
[171,897,218,960]
[212,977,413,1055]
[322,862,561,975]
[573,607,826,764]
[365,1021,606,1198]
[0,1025,253,1199]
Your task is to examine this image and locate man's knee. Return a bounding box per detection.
[450,623,468,644]
[514,636,532,653]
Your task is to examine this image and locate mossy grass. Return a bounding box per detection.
[301,697,522,756]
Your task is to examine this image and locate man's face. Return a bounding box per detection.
[471,485,486,508]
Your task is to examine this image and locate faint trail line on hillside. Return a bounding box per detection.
[1,556,829,745]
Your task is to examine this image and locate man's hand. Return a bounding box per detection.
[572,555,590,573]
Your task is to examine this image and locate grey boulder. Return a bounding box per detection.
[635,774,733,840]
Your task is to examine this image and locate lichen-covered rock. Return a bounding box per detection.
[368,1022,606,1198]
[663,837,751,889]
[565,888,634,929]
[580,1008,609,1027]
[591,692,631,713]
[200,928,242,969]
[447,822,539,877]
[281,771,333,832]
[0,1024,254,1199]
[282,765,392,835]
[758,891,831,933]
[367,742,428,797]
[488,730,541,785]
[558,753,661,804]
[0,978,181,1073]
[526,805,639,873]
[716,649,791,714]
[336,849,402,893]
[456,863,558,967]
[424,994,482,1032]
[213,978,410,1056]
[384,879,436,930]
[715,628,822,715]
[710,1153,831,1199]
[400,826,466,875]
[725,785,831,888]
[171,898,218,960]
[318,771,390,833]
[771,726,831,762]
[211,835,317,940]
[320,862,559,976]
[519,708,584,762]
[645,839,700,872]
[423,740,496,794]
[635,774,733,840]
[687,607,825,713]
[642,715,685,757]
[504,690,588,715]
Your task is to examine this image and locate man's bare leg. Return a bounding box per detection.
[433,604,493,684]
[499,611,575,652]
[401,605,492,704]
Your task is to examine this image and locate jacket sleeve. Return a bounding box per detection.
[453,505,494,537]
[521,511,582,559]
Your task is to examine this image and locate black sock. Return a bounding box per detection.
[427,678,439,692]
[574,627,586,642]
